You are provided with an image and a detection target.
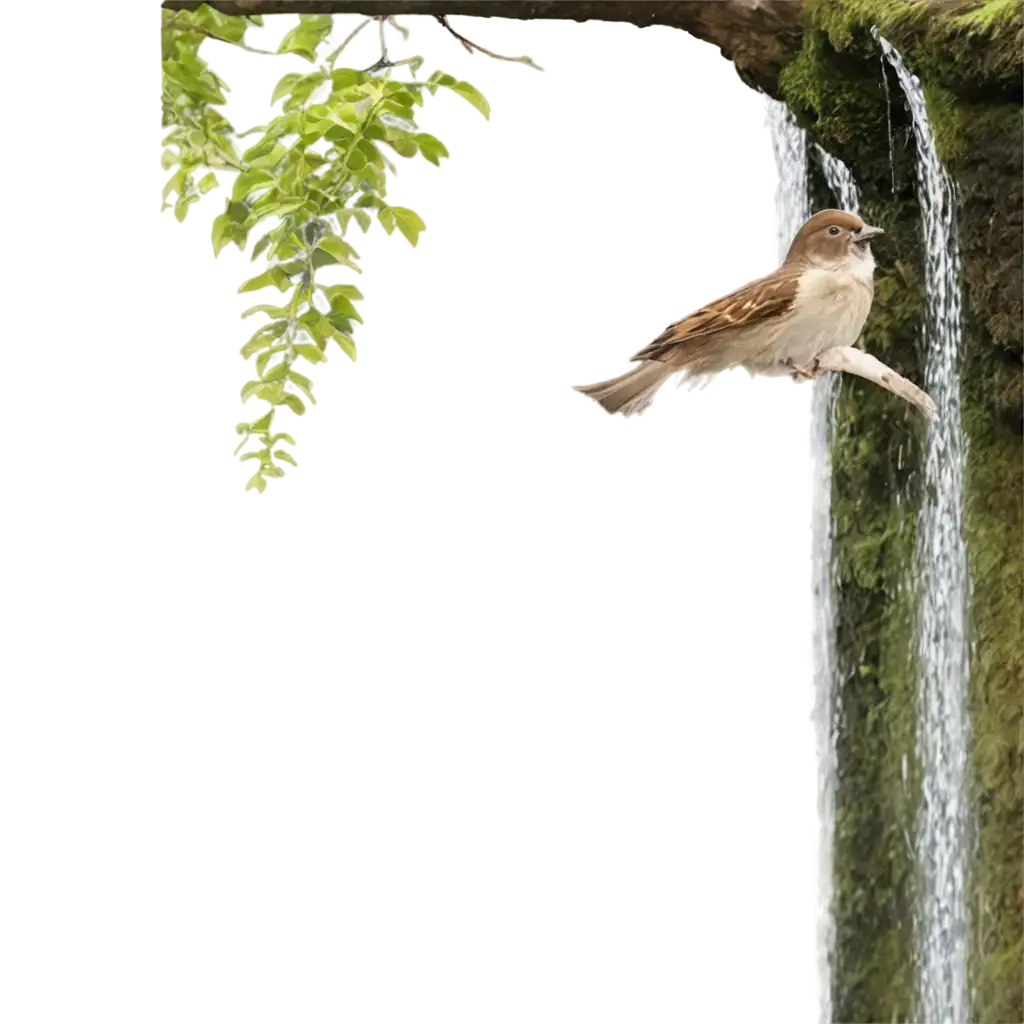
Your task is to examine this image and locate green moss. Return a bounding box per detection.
[810,0,933,52]
[952,0,1020,30]
[802,0,1024,93]
[962,387,1023,1023]
[778,29,893,157]
[940,11,1024,1017]
[826,193,928,1023]
[778,2,1022,1021]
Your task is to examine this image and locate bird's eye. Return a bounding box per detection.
[828,226,841,236]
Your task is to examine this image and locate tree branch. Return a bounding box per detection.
[815,347,938,420]
[160,1,807,95]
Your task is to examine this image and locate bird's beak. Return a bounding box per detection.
[854,224,884,244]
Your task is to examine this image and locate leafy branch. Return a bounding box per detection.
[162,4,536,492]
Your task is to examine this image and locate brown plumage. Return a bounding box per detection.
[575,209,929,418]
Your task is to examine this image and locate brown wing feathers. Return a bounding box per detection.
[631,267,801,365]
[573,264,804,416]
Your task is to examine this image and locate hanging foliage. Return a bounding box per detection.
[161,5,504,492]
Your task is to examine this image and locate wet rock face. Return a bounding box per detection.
[774,5,1022,1023]
[953,101,1023,432]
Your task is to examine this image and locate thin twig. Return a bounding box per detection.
[364,16,399,74]
[436,14,491,56]
[325,16,372,68]
[186,22,270,56]
[434,14,544,71]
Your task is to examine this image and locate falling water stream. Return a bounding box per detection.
[806,144,864,1024]
[765,96,860,1024]
[767,101,810,261]
[874,30,973,1024]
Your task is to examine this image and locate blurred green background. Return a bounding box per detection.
[222,18,798,491]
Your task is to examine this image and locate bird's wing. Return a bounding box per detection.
[631,266,802,364]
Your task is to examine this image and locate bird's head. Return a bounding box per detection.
[785,209,883,269]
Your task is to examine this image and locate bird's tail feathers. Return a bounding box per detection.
[573,360,673,417]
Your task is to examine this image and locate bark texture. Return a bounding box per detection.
[162,0,805,91]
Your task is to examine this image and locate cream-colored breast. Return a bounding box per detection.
[765,255,875,369]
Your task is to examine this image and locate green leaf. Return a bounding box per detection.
[242,382,282,405]
[326,313,353,335]
[275,450,298,467]
[324,294,362,322]
[283,74,327,111]
[242,321,289,353]
[241,304,289,320]
[357,138,382,165]
[325,126,356,149]
[251,197,308,219]
[382,99,415,120]
[391,207,426,247]
[309,314,357,362]
[232,168,276,202]
[212,210,248,256]
[299,146,325,167]
[345,147,367,171]
[280,391,307,411]
[161,148,179,171]
[300,123,328,146]
[378,113,417,136]
[318,235,357,261]
[321,284,362,335]
[271,72,302,105]
[248,143,288,171]
[198,172,219,194]
[277,15,332,63]
[339,84,373,103]
[162,169,186,201]
[330,69,369,90]
[250,411,275,433]
[272,259,301,276]
[315,234,361,271]
[383,82,416,103]
[238,266,290,294]
[295,343,327,364]
[193,5,249,43]
[327,102,361,128]
[378,207,395,236]
[262,362,289,383]
[263,465,286,479]
[309,249,334,271]
[256,383,285,404]
[297,307,320,329]
[270,433,296,446]
[451,81,490,119]
[256,349,281,376]
[241,380,263,402]
[243,135,278,161]
[246,472,267,493]
[413,133,449,166]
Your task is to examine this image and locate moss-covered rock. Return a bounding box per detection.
[779,2,1022,1021]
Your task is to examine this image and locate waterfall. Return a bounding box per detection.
[813,144,862,1024]
[767,101,810,260]
[874,30,972,1024]
[767,99,833,1024]
[815,146,861,216]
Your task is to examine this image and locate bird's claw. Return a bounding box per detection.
[789,360,824,383]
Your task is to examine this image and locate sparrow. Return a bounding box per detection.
[574,209,937,420]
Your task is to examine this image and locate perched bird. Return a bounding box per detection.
[574,209,937,420]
